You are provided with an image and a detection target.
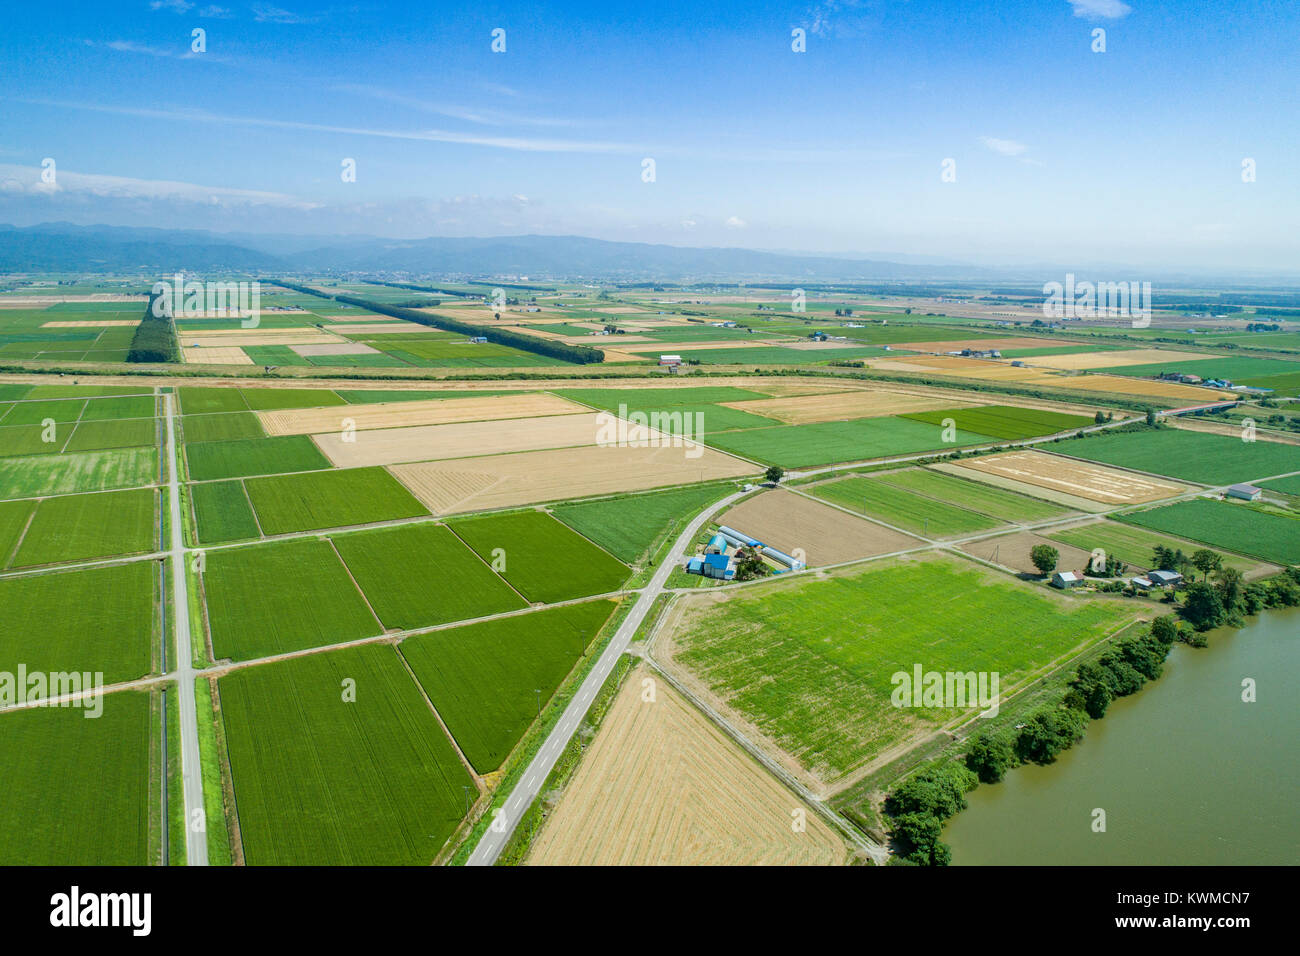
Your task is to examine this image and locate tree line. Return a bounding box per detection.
[126,291,179,363]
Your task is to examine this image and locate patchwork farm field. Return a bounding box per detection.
[185,435,330,481]
[332,522,527,630]
[1118,498,1300,565]
[551,482,736,563]
[217,644,473,865]
[1046,520,1273,578]
[243,466,429,534]
[0,690,154,864]
[400,599,617,772]
[945,450,1187,507]
[718,489,921,566]
[808,475,1006,538]
[7,487,156,567]
[0,561,156,684]
[704,416,994,467]
[528,663,847,866]
[202,537,380,660]
[901,404,1094,439]
[879,467,1071,522]
[449,510,630,603]
[1059,428,1300,486]
[660,555,1140,788]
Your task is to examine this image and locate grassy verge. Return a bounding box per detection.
[165,683,185,865]
[195,677,234,866]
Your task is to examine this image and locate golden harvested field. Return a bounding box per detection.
[323,322,428,335]
[178,328,344,347]
[528,665,846,866]
[885,336,1050,352]
[719,489,921,566]
[392,442,755,515]
[1047,374,1235,401]
[725,389,978,424]
[260,392,584,435]
[180,346,253,365]
[1021,348,1223,370]
[318,314,399,322]
[41,319,140,328]
[619,339,775,353]
[957,531,1095,576]
[291,343,379,356]
[948,451,1186,505]
[313,411,645,468]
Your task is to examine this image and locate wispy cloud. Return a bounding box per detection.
[0,163,320,209]
[979,136,1027,157]
[725,215,747,229]
[331,83,580,128]
[251,4,319,24]
[149,0,194,12]
[802,0,879,39]
[1067,0,1132,19]
[14,97,637,154]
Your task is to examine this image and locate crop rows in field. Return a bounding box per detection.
[1060,428,1300,486]
[1118,498,1300,565]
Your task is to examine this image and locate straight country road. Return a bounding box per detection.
[163,392,208,867]
[465,488,749,866]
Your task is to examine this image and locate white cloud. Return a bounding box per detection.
[724,216,747,229]
[1067,0,1132,19]
[331,83,580,128]
[979,136,1028,157]
[251,4,318,24]
[149,0,194,12]
[0,163,320,209]
[681,219,697,230]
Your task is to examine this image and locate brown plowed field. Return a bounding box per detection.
[726,389,979,424]
[719,489,921,566]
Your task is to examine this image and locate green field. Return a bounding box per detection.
[0,447,158,499]
[671,556,1139,782]
[0,691,153,864]
[901,405,1094,440]
[808,476,1006,537]
[244,466,429,534]
[8,487,156,567]
[1261,474,1300,495]
[202,537,380,660]
[1046,520,1268,575]
[182,412,266,443]
[178,387,250,414]
[185,435,331,481]
[0,561,156,684]
[878,468,1070,522]
[218,644,473,864]
[332,522,527,630]
[63,417,157,453]
[80,395,157,421]
[238,388,346,411]
[705,416,995,467]
[0,499,34,563]
[449,510,629,603]
[550,483,736,563]
[1118,498,1300,565]
[400,599,617,772]
[1061,429,1300,485]
[190,480,260,544]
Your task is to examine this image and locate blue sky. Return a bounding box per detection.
[1,0,1296,271]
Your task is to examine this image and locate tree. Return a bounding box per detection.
[1146,409,1158,426]
[764,465,785,485]
[1190,548,1223,581]
[965,732,1016,783]
[733,550,769,582]
[1181,581,1225,631]
[1214,566,1245,612]
[1030,544,1059,576]
[1094,411,1107,424]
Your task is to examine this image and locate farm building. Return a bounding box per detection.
[469,336,488,344]
[686,552,735,580]
[1050,570,1082,589]
[1226,483,1262,502]
[658,354,682,367]
[706,534,728,554]
[1148,569,1183,587]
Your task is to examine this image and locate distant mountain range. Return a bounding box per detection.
[0,223,990,281]
[2,223,1297,288]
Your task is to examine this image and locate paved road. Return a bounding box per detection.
[466,489,748,866]
[164,393,208,867]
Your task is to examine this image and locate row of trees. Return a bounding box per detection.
[126,291,179,363]
[887,615,1183,865]
[275,280,603,365]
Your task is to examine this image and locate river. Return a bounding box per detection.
[943,606,1299,865]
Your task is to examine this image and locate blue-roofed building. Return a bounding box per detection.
[706,534,728,554]
[702,553,735,580]
[686,556,705,575]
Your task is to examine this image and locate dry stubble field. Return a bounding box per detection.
[946,450,1187,505]
[527,665,847,866]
